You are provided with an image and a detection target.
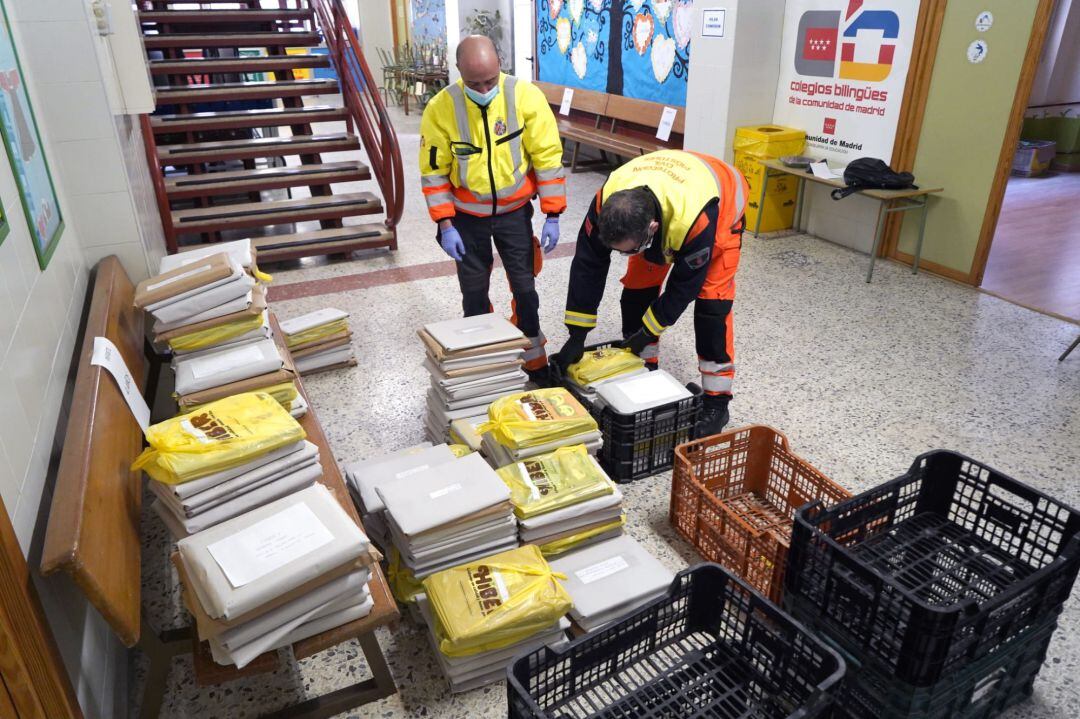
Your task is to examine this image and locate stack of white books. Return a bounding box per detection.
[174,484,375,668]
[342,442,456,550]
[419,314,530,443]
[593,369,694,415]
[170,336,297,412]
[481,428,604,468]
[280,308,357,375]
[151,439,323,538]
[377,453,518,579]
[549,535,675,633]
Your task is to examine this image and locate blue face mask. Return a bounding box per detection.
[464,84,500,106]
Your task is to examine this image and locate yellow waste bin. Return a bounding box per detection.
[733,125,806,233]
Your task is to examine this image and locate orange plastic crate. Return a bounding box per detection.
[670,425,850,603]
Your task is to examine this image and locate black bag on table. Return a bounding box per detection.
[831,158,917,200]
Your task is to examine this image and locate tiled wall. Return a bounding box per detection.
[0,1,168,717]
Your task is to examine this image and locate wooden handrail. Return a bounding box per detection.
[140,113,179,254]
[311,0,405,235]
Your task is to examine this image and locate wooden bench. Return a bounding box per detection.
[39,256,399,718]
[534,80,685,171]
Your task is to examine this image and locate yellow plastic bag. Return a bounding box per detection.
[285,319,349,348]
[448,444,473,458]
[497,445,614,519]
[167,311,266,352]
[252,263,273,284]
[133,392,306,485]
[183,381,298,414]
[567,347,644,386]
[479,388,597,450]
[423,545,571,657]
[539,515,626,557]
[387,547,425,604]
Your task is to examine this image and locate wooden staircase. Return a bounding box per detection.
[138,0,404,262]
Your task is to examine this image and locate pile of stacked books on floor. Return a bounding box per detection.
[550,535,674,634]
[591,368,694,415]
[417,545,571,692]
[172,483,375,668]
[496,444,625,556]
[563,346,648,402]
[377,453,519,580]
[133,241,305,418]
[419,314,529,443]
[280,308,357,375]
[343,442,456,549]
[479,388,602,468]
[138,393,323,538]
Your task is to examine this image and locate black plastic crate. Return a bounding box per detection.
[785,450,1080,688]
[507,563,845,719]
[550,342,701,482]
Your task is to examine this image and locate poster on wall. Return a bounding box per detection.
[0,4,62,269]
[772,0,920,166]
[412,0,448,53]
[537,0,692,107]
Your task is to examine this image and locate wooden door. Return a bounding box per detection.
[0,496,81,719]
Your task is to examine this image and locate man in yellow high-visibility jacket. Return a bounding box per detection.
[420,35,567,376]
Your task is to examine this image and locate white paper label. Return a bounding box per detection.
[415,81,425,95]
[656,106,678,142]
[458,323,493,335]
[702,9,726,37]
[616,374,680,405]
[186,344,265,380]
[975,11,993,32]
[430,482,463,499]
[91,337,151,431]
[207,503,334,588]
[492,569,510,601]
[967,39,988,64]
[395,463,431,480]
[145,264,213,293]
[280,308,347,335]
[518,463,543,502]
[575,555,630,585]
[810,161,842,180]
[559,87,574,116]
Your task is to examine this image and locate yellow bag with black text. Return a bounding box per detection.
[181,381,298,415]
[132,392,305,485]
[387,547,425,604]
[422,545,571,657]
[285,319,350,349]
[496,444,614,519]
[167,311,266,352]
[539,515,626,557]
[478,388,597,450]
[567,347,644,386]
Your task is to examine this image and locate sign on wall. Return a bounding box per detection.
[537,0,693,107]
[773,0,920,166]
[0,3,62,269]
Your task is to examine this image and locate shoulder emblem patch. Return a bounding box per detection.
[683,246,711,270]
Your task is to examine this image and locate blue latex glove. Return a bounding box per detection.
[439,224,466,261]
[540,216,560,253]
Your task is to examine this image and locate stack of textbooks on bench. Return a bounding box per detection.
[549,534,674,633]
[417,544,571,692]
[479,388,602,468]
[139,393,323,538]
[419,314,529,443]
[173,483,375,668]
[377,452,518,580]
[496,444,625,556]
[280,308,357,375]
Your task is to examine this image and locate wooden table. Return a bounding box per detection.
[753,158,944,283]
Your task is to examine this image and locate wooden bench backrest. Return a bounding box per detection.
[533,80,609,116]
[605,94,686,135]
[40,256,146,648]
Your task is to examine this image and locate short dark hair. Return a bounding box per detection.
[598,188,655,249]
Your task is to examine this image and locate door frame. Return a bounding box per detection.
[968,0,1058,286]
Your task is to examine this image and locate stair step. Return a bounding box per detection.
[142,32,321,49]
[151,105,348,133]
[173,192,382,233]
[139,10,314,24]
[165,161,370,199]
[253,225,395,262]
[156,78,338,104]
[158,133,360,164]
[149,54,331,75]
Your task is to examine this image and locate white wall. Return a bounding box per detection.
[0,1,168,717]
[684,0,786,163]
[357,0,396,63]
[1030,0,1080,106]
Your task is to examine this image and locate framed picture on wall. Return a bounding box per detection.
[0,2,63,270]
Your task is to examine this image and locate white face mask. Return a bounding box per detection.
[465,84,500,106]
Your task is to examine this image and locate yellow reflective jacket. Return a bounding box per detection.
[419,73,567,221]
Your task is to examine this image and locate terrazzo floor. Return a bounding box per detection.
[139,104,1080,718]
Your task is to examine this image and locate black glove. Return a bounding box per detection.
[554,330,587,370]
[616,328,657,357]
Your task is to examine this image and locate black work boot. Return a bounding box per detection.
[526,365,553,389]
[693,395,731,439]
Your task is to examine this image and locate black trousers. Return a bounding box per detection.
[449,204,540,339]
